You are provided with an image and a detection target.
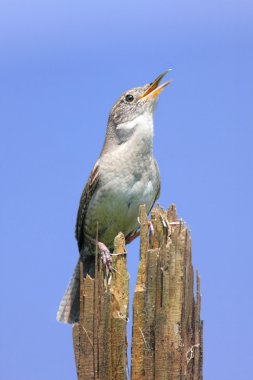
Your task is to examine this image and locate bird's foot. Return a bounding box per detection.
[97,242,112,272]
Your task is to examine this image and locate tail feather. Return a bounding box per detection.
[56,260,80,324]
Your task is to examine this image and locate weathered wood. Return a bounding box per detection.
[73,233,129,380]
[72,204,203,379]
[131,205,203,379]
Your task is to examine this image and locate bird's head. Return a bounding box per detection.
[109,70,172,126]
[101,70,172,152]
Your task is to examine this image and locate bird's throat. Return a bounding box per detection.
[117,111,154,153]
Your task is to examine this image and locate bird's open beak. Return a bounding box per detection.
[140,69,172,100]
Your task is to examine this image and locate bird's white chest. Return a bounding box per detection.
[84,112,159,244]
[86,158,156,242]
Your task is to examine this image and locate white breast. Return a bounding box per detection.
[85,110,159,246]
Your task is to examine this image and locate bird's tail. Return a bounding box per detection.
[56,259,80,324]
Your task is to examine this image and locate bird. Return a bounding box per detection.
[57,70,172,324]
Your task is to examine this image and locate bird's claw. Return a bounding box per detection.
[97,242,112,271]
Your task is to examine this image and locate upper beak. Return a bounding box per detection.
[141,69,172,100]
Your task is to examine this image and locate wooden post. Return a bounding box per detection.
[131,205,203,379]
[72,205,203,379]
[73,232,129,380]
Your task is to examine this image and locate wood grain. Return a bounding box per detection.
[72,205,203,379]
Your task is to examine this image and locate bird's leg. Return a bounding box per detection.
[97,242,112,272]
[89,238,112,271]
[125,221,154,244]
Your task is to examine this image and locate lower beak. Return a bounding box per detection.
[141,69,172,100]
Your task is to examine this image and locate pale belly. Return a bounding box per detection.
[84,171,158,248]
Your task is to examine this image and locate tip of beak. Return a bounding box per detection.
[160,68,172,77]
[141,71,173,100]
[155,69,172,82]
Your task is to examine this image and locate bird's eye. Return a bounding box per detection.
[125,94,134,102]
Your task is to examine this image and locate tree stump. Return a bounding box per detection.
[131,204,203,380]
[72,205,203,379]
[73,232,129,380]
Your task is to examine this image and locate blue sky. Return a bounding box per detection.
[0,1,252,379]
